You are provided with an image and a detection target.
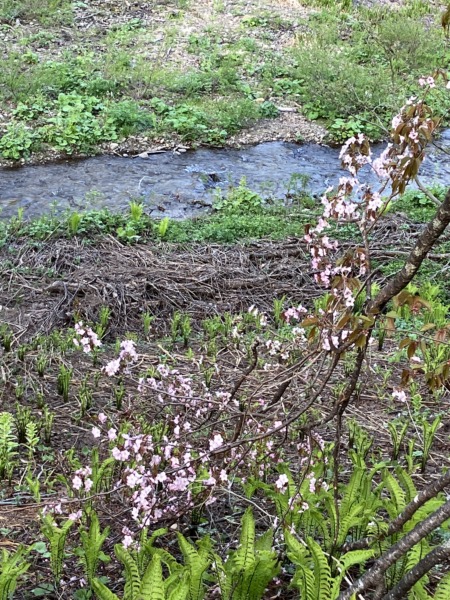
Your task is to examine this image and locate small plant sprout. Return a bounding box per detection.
[67,211,81,236]
[129,200,144,222]
[15,403,33,444]
[273,295,286,328]
[78,377,93,417]
[142,311,154,337]
[114,380,126,410]
[41,406,54,445]
[25,422,40,459]
[57,364,73,402]
[36,353,48,377]
[170,311,182,342]
[0,412,18,481]
[420,415,441,473]
[180,314,192,347]
[0,325,13,352]
[157,216,170,238]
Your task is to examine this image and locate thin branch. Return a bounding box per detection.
[414,176,442,206]
[369,188,450,313]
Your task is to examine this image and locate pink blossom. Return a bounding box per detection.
[275,474,289,491]
[104,359,121,376]
[68,510,82,522]
[72,475,83,490]
[108,428,117,441]
[98,413,107,424]
[392,388,407,403]
[209,434,224,452]
[84,478,93,492]
[91,426,101,439]
[168,476,190,491]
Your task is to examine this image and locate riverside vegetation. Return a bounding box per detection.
[3,3,450,600]
[2,61,450,600]
[1,0,450,160]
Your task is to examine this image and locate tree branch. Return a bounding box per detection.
[343,468,450,552]
[382,543,450,600]
[338,499,450,600]
[369,188,450,313]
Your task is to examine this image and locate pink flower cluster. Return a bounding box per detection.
[72,465,94,494]
[73,321,102,353]
[103,339,138,376]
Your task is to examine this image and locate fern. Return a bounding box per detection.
[286,530,373,600]
[92,550,189,600]
[217,510,279,600]
[79,511,110,586]
[41,514,75,582]
[309,537,332,600]
[139,555,165,600]
[177,533,211,600]
[92,578,121,600]
[115,544,141,600]
[136,528,167,577]
[0,412,18,481]
[233,508,256,573]
[434,571,450,600]
[0,546,30,600]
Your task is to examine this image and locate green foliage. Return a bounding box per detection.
[0,412,18,480]
[0,121,38,159]
[213,179,264,214]
[213,509,280,600]
[0,546,31,600]
[285,530,373,599]
[78,511,110,587]
[92,546,189,600]
[41,514,76,582]
[0,0,72,24]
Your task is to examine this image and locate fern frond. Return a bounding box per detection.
[139,554,165,600]
[284,529,308,564]
[434,571,450,600]
[340,468,365,519]
[115,544,141,600]
[80,511,110,585]
[92,578,121,600]
[177,534,209,600]
[331,550,375,597]
[233,509,256,572]
[308,537,331,600]
[212,552,231,600]
[395,468,417,504]
[167,576,190,600]
[382,470,406,515]
[148,548,182,575]
[242,554,280,600]
[254,529,273,554]
[0,546,30,600]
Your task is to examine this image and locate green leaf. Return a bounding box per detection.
[139,555,165,600]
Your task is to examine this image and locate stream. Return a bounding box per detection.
[1,130,449,221]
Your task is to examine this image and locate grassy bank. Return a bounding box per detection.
[0,0,449,161]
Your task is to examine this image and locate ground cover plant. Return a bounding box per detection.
[1,0,450,161]
[2,69,450,600]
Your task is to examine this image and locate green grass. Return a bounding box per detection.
[0,0,449,159]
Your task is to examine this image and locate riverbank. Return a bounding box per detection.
[1,0,448,165]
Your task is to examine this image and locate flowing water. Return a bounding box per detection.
[1,130,449,220]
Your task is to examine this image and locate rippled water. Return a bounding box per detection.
[1,130,449,220]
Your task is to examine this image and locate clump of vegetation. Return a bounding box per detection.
[1,0,449,160]
[2,70,450,600]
